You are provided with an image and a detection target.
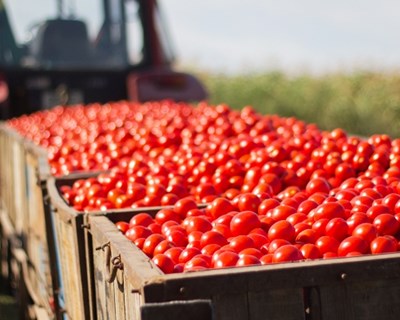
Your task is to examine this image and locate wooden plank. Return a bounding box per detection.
[141,300,214,320]
[248,288,305,320]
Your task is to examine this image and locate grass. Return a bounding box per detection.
[195,70,400,138]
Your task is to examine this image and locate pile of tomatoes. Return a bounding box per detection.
[7,100,400,273]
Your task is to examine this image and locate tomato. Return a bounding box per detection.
[183,216,212,233]
[167,229,188,248]
[239,247,263,259]
[311,202,346,221]
[268,220,295,242]
[142,234,166,257]
[315,236,340,255]
[184,256,210,271]
[230,211,261,236]
[236,255,261,267]
[125,226,152,242]
[174,197,198,219]
[236,193,261,212]
[306,177,331,195]
[152,254,175,274]
[352,223,378,244]
[164,247,183,264]
[213,251,239,268]
[370,236,398,254]
[269,205,297,221]
[115,221,129,234]
[272,245,303,263]
[207,198,236,220]
[179,247,202,264]
[300,243,321,259]
[258,198,281,216]
[229,235,256,253]
[325,218,349,241]
[129,213,154,227]
[200,230,228,248]
[373,213,400,236]
[155,209,181,225]
[337,236,369,257]
[267,239,291,254]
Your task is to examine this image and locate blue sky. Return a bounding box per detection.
[161,0,400,74]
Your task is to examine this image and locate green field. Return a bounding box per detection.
[197,70,400,138]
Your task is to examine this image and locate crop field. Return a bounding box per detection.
[199,71,400,138]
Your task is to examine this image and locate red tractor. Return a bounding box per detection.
[0,0,207,119]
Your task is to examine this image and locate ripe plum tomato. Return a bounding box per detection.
[152,254,175,274]
[183,216,212,233]
[258,198,280,216]
[311,202,346,221]
[164,247,183,264]
[174,197,198,219]
[230,211,261,236]
[115,221,129,234]
[306,177,331,195]
[373,213,400,236]
[267,239,291,254]
[370,236,398,254]
[315,236,340,255]
[153,240,174,255]
[239,248,263,259]
[229,235,256,253]
[129,213,154,227]
[272,245,303,263]
[125,226,152,242]
[213,251,239,268]
[300,244,321,260]
[236,193,261,212]
[207,198,236,220]
[142,234,166,257]
[269,205,296,221]
[352,223,378,244]
[268,220,295,242]
[179,247,202,264]
[337,236,369,257]
[236,255,261,267]
[155,209,181,225]
[200,230,228,247]
[325,218,349,241]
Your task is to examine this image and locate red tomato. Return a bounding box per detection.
[183,216,212,233]
[125,226,152,242]
[306,177,331,195]
[268,220,295,242]
[373,213,400,236]
[229,235,256,253]
[312,202,346,221]
[207,198,236,220]
[315,236,340,255]
[352,223,378,244]
[300,243,321,259]
[129,213,154,227]
[236,193,261,212]
[142,234,166,257]
[337,236,368,257]
[164,247,184,264]
[152,254,175,274]
[115,221,129,234]
[272,245,303,263]
[325,218,349,241]
[174,197,198,219]
[370,236,398,254]
[213,251,239,268]
[200,230,228,248]
[230,211,261,236]
[236,255,261,267]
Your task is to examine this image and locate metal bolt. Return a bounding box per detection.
[340,273,347,280]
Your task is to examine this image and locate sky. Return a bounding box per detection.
[5,0,400,75]
[161,0,400,74]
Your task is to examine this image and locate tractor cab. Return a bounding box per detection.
[0,0,207,119]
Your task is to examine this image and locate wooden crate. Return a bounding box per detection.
[0,123,28,235]
[87,212,400,320]
[46,174,169,320]
[0,124,57,318]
